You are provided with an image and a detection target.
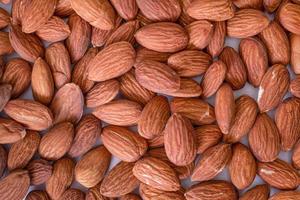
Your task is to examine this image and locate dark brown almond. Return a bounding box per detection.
[207,21,226,57]
[27,159,53,185]
[0,118,26,144]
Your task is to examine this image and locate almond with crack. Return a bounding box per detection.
[0,118,26,144]
[27,159,53,185]
[110,0,138,20]
[239,184,269,200]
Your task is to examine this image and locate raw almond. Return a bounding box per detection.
[0,145,6,177]
[278,3,300,35]
[167,50,212,77]
[163,78,202,97]
[257,64,290,112]
[27,159,53,185]
[269,191,300,200]
[11,0,30,25]
[290,76,300,98]
[186,20,213,50]
[257,159,300,190]
[100,161,140,197]
[233,0,263,8]
[85,79,119,108]
[292,140,300,169]
[55,0,74,17]
[290,34,300,74]
[187,0,234,21]
[135,22,188,53]
[170,97,215,125]
[264,0,282,12]
[178,0,195,26]
[75,146,111,188]
[140,183,185,200]
[8,131,40,170]
[135,47,171,65]
[0,32,14,56]
[147,133,164,148]
[120,194,141,200]
[70,0,116,30]
[110,0,138,20]
[0,118,26,144]
[133,157,180,192]
[50,83,84,124]
[227,9,270,38]
[191,143,232,182]
[4,99,53,131]
[239,184,269,200]
[86,184,111,200]
[60,189,85,200]
[101,125,147,162]
[39,122,74,160]
[0,7,10,29]
[248,114,281,162]
[26,190,51,200]
[207,21,226,57]
[0,84,12,112]
[87,42,136,82]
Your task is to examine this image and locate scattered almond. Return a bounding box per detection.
[186,20,213,50]
[207,21,226,57]
[278,3,300,35]
[0,118,26,144]
[27,159,53,186]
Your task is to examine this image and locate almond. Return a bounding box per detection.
[27,159,53,185]
[50,83,84,124]
[292,140,300,169]
[45,42,71,89]
[26,190,51,200]
[135,22,188,53]
[269,191,300,200]
[187,0,234,21]
[0,145,7,177]
[75,146,111,188]
[257,64,290,112]
[86,184,112,200]
[233,0,263,9]
[133,157,180,192]
[100,161,140,197]
[224,95,258,143]
[140,183,185,200]
[120,194,141,200]
[227,9,270,38]
[257,159,300,190]
[147,133,164,148]
[170,97,215,125]
[86,79,119,108]
[9,25,45,63]
[88,42,135,82]
[0,118,26,144]
[239,37,268,87]
[68,114,101,158]
[178,0,195,26]
[8,131,40,170]
[93,100,142,126]
[264,0,282,12]
[290,76,300,98]
[70,0,116,30]
[278,3,300,35]
[186,20,213,50]
[46,157,75,200]
[239,184,269,200]
[4,99,53,131]
[0,8,10,29]
[248,114,281,162]
[138,96,170,139]
[0,170,30,200]
[55,0,74,17]
[135,46,171,65]
[135,60,180,94]
[66,14,91,63]
[36,16,71,43]
[167,50,212,77]
[110,0,138,20]
[60,189,85,200]
[11,0,30,25]
[0,84,12,112]
[32,57,55,105]
[185,180,238,200]
[194,125,223,154]
[101,125,147,162]
[290,34,300,74]
[207,21,226,57]
[163,78,202,97]
[0,32,14,56]
[39,122,74,160]
[191,143,232,182]
[220,47,247,89]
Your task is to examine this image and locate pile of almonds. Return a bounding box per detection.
[0,0,300,199]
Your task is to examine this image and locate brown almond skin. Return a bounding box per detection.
[26,190,51,200]
[0,84,11,112]
[278,3,300,35]
[120,194,141,200]
[291,34,300,74]
[191,143,232,182]
[178,0,196,26]
[248,114,281,162]
[1,58,32,98]
[275,98,300,151]
[0,145,7,177]
[0,8,10,29]
[86,79,119,108]
[32,57,55,105]
[186,20,213,50]
[239,37,268,87]
[164,113,197,166]
[86,184,112,200]
[138,96,170,139]
[46,158,75,200]
[257,159,300,190]
[11,0,30,25]
[264,0,282,12]
[257,64,290,112]
[4,99,53,131]
[215,83,235,134]
[119,70,156,106]
[292,140,300,169]
[269,191,300,200]
[163,78,202,98]
[227,9,270,38]
[259,21,290,65]
[55,0,75,17]
[167,50,212,77]
[8,131,40,171]
[0,32,14,56]
[147,133,164,149]
[93,100,142,126]
[0,118,26,144]
[233,0,263,9]
[194,125,223,154]
[101,126,147,162]
[27,159,53,185]
[75,146,111,188]
[100,162,140,197]
[88,42,136,82]
[60,189,85,200]
[0,170,30,200]
[290,76,300,98]
[68,114,101,158]
[239,184,269,200]
[39,122,74,161]
[110,0,138,20]
[133,157,180,192]
[135,60,180,94]
[9,25,44,63]
[185,180,238,200]
[170,97,215,125]
[135,22,188,53]
[140,183,185,200]
[219,47,247,90]
[207,21,226,57]
[135,47,171,65]
[50,83,84,124]
[66,14,91,63]
[224,95,258,143]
